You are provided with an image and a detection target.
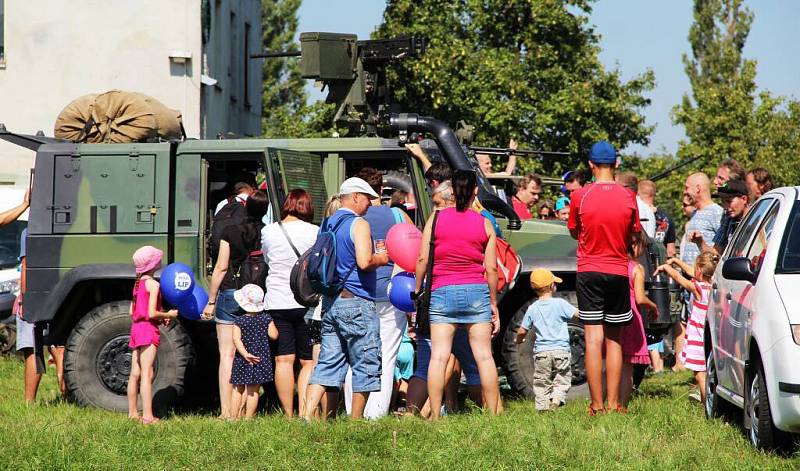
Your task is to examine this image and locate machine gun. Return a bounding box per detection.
[252,33,425,136]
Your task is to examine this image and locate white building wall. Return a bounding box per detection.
[0,0,262,188]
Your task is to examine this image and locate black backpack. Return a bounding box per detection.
[233,248,269,289]
[280,221,321,308]
[210,197,248,260]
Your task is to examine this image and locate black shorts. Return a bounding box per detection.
[308,319,322,345]
[576,272,632,325]
[269,308,313,360]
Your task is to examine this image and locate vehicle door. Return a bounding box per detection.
[731,200,782,394]
[715,198,776,392]
[263,148,327,225]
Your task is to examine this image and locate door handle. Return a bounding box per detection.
[725,293,732,302]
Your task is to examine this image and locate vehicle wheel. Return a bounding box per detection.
[64,301,193,413]
[501,297,588,398]
[745,358,787,450]
[0,320,16,355]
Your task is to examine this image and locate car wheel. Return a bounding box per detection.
[501,297,588,399]
[64,301,193,413]
[745,358,787,450]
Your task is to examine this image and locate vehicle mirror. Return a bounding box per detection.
[722,256,758,284]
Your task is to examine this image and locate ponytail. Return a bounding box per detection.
[453,169,477,212]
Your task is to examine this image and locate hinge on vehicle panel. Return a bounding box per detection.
[129,148,140,171]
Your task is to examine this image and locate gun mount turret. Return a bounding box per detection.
[253,32,425,136]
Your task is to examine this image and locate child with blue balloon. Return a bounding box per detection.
[128,246,178,425]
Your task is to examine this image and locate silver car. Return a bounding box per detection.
[705,187,800,450]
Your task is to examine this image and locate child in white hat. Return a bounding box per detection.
[229,284,278,419]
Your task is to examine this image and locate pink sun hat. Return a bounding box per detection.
[234,284,266,313]
[132,246,163,274]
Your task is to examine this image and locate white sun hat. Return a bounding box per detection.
[233,284,266,313]
[339,177,380,199]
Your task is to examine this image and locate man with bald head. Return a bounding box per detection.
[681,172,723,268]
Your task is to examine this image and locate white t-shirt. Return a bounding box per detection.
[636,196,656,238]
[261,219,319,310]
[214,193,248,215]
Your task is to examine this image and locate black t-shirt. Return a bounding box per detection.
[220,223,263,290]
[653,208,676,248]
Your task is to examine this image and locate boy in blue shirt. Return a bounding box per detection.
[515,268,578,411]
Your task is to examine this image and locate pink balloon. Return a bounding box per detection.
[386,223,422,272]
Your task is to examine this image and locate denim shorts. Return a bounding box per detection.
[429,283,492,325]
[310,296,382,393]
[413,329,481,386]
[214,289,244,325]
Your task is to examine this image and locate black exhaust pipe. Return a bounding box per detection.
[389,113,521,230]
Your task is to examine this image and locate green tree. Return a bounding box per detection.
[672,0,800,185]
[260,0,334,138]
[377,0,655,175]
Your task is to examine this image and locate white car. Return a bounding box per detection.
[0,187,28,319]
[705,186,800,450]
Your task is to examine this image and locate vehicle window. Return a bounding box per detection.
[745,203,779,274]
[0,220,26,269]
[726,199,772,259]
[778,201,800,273]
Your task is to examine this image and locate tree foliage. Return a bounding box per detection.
[376,0,655,175]
[260,0,334,138]
[672,0,800,185]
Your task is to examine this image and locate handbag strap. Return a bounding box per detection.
[277,220,301,258]
[422,210,440,291]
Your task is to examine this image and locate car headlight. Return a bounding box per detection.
[792,325,800,345]
[0,279,19,294]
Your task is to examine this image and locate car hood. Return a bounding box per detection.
[775,274,800,324]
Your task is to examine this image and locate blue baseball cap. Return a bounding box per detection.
[555,196,570,212]
[589,141,617,164]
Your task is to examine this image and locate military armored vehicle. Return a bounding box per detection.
[0,32,580,411]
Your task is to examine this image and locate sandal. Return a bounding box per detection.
[140,417,160,425]
[587,406,606,417]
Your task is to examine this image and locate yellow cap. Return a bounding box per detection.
[530,268,562,289]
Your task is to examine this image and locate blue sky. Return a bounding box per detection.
[296,1,800,155]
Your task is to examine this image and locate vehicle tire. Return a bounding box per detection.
[501,296,588,399]
[704,351,737,420]
[745,357,788,451]
[64,301,193,413]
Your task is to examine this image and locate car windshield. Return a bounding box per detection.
[0,220,25,269]
[778,200,800,273]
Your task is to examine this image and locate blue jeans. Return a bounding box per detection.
[429,283,492,324]
[310,296,382,393]
[214,290,243,325]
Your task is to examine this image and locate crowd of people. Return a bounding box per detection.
[11,136,778,422]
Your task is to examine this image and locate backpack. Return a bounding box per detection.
[210,197,247,260]
[279,222,321,308]
[233,248,268,289]
[306,214,357,296]
[495,237,522,293]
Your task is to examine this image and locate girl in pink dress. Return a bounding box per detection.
[620,232,657,410]
[655,251,718,405]
[127,246,178,424]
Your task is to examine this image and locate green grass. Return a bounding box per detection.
[0,356,797,470]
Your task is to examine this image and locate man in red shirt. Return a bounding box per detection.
[568,140,641,415]
[511,174,542,220]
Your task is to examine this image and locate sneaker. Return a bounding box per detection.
[688,390,701,402]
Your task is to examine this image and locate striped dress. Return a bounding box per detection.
[682,280,711,372]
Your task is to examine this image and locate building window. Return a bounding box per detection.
[244,22,250,109]
[0,0,5,65]
[229,10,237,103]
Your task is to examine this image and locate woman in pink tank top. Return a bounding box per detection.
[127,246,178,425]
[415,169,501,419]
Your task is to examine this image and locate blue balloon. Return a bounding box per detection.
[160,262,195,305]
[388,271,416,312]
[176,283,209,320]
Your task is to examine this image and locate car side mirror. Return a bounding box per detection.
[722,256,758,284]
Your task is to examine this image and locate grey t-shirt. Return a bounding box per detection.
[681,203,723,266]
